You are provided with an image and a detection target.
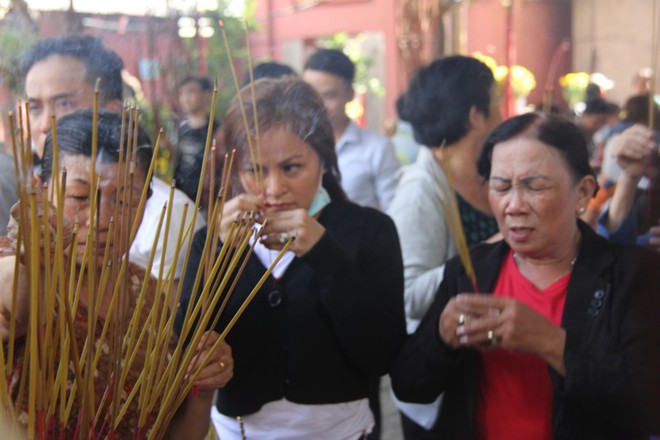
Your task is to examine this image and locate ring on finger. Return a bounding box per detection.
[487,329,495,345]
[278,232,288,244]
[458,313,467,325]
[219,361,226,370]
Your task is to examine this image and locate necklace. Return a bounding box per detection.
[513,252,577,284]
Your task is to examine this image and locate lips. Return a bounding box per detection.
[508,226,533,241]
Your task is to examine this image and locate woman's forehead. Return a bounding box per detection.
[60,154,144,186]
[242,128,315,162]
[491,137,566,174]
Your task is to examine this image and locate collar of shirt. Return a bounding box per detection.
[335,120,361,153]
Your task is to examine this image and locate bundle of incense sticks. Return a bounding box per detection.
[650,0,659,131]
[434,144,479,293]
[1,80,290,440]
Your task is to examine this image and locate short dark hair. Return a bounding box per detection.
[223,77,344,201]
[41,109,153,185]
[622,93,660,125]
[304,49,355,86]
[395,94,410,123]
[583,98,610,115]
[21,35,124,105]
[477,112,595,184]
[401,55,495,147]
[241,62,297,86]
[179,76,213,92]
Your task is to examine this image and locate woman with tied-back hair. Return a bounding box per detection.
[177,77,406,439]
[387,56,501,439]
[0,109,233,439]
[391,112,660,439]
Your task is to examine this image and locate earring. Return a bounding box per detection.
[578,207,586,214]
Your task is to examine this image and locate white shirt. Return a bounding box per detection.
[128,177,206,279]
[212,398,373,440]
[336,121,401,211]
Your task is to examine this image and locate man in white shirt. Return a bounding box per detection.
[303,49,400,211]
[20,35,204,279]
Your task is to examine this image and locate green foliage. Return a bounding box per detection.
[172,10,250,120]
[0,22,37,95]
[318,32,385,97]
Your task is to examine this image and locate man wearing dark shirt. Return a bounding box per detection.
[174,76,220,202]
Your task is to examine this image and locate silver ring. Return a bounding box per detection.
[458,313,466,325]
[278,232,288,244]
[487,329,494,342]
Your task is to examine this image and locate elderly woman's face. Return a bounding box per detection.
[59,154,146,267]
[488,136,591,260]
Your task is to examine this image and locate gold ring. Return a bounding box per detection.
[219,361,226,370]
[458,313,466,325]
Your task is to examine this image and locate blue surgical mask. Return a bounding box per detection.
[308,173,331,216]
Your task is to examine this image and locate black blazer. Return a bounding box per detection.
[179,199,407,417]
[391,222,660,439]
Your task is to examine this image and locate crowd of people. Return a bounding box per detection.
[0,33,659,439]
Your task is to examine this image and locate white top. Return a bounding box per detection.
[128,177,206,279]
[387,147,454,333]
[211,398,373,440]
[387,146,451,428]
[336,121,401,211]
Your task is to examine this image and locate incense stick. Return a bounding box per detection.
[435,145,479,293]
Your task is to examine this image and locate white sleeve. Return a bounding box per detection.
[388,171,453,325]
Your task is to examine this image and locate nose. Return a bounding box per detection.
[504,187,527,215]
[264,171,286,201]
[30,108,53,158]
[35,107,53,134]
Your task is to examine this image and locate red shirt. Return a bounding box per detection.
[475,250,568,440]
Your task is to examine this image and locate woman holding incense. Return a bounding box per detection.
[390,112,660,439]
[0,109,233,439]
[387,56,501,437]
[178,77,406,439]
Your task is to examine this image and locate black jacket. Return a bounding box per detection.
[179,199,407,417]
[390,222,660,439]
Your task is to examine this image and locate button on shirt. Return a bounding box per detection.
[335,121,400,211]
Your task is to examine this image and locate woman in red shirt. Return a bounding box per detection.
[391,112,660,439]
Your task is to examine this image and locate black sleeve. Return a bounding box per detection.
[302,211,407,376]
[389,257,467,403]
[550,248,660,433]
[174,226,208,339]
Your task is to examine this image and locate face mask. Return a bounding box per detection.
[308,171,331,216]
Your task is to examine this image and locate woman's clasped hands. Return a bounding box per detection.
[439,294,565,363]
[217,193,325,257]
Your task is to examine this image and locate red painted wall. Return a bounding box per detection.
[467,0,572,110]
[251,0,400,120]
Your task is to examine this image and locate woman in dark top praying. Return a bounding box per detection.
[391,112,660,439]
[178,77,406,440]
